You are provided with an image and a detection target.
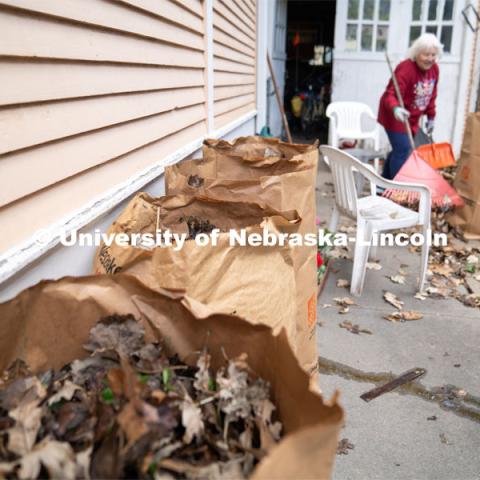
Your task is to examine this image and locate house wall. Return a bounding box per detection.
[0,0,263,299]
[0,0,208,254]
[332,0,473,155]
[0,117,255,303]
[212,0,257,128]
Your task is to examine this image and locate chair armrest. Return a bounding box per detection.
[352,160,431,217]
[370,176,431,222]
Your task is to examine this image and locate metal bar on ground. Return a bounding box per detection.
[360,367,426,402]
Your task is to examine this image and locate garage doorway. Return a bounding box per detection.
[284,0,336,142]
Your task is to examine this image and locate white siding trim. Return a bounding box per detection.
[0,109,256,285]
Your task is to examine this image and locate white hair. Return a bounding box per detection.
[408,33,443,60]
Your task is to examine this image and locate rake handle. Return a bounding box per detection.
[385,53,416,150]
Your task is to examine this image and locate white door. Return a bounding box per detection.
[332,0,473,154]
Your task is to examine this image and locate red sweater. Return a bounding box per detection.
[378,59,438,134]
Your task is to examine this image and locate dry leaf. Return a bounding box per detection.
[193,351,211,393]
[16,438,76,480]
[7,380,46,456]
[384,311,424,322]
[430,264,453,277]
[333,297,355,306]
[466,254,478,264]
[336,279,350,288]
[0,376,47,411]
[389,275,406,285]
[339,321,372,335]
[48,380,82,406]
[414,292,427,301]
[337,438,355,455]
[366,262,382,270]
[84,314,145,356]
[75,446,92,480]
[182,399,204,444]
[329,247,351,259]
[339,307,350,314]
[383,291,404,310]
[425,286,448,298]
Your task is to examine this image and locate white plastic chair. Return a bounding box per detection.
[320,145,431,297]
[326,101,381,172]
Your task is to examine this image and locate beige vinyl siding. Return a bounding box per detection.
[0,124,206,253]
[213,0,256,129]
[0,0,207,252]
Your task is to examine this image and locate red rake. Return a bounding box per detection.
[383,150,464,208]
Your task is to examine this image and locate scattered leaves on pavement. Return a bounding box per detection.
[339,321,372,335]
[383,292,404,310]
[384,311,424,322]
[334,297,355,315]
[336,438,354,455]
[333,297,355,307]
[414,292,427,301]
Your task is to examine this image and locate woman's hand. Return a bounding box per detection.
[393,106,410,122]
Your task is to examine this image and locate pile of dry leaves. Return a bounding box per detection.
[179,216,218,240]
[405,208,480,308]
[0,315,282,479]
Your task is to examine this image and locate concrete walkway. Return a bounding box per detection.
[315,159,480,480]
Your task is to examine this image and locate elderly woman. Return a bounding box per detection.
[378,33,443,179]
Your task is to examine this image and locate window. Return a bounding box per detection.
[346,0,391,52]
[410,0,455,53]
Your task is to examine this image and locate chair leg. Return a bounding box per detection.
[418,226,430,292]
[369,229,378,260]
[328,204,340,232]
[350,222,372,297]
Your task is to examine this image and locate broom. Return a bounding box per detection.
[382,54,463,208]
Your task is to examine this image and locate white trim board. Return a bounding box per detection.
[0,110,257,285]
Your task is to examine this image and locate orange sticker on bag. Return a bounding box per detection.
[307,293,317,329]
[461,166,470,182]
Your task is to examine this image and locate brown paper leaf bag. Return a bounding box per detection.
[93,193,300,359]
[0,274,343,479]
[166,137,319,375]
[448,113,480,239]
